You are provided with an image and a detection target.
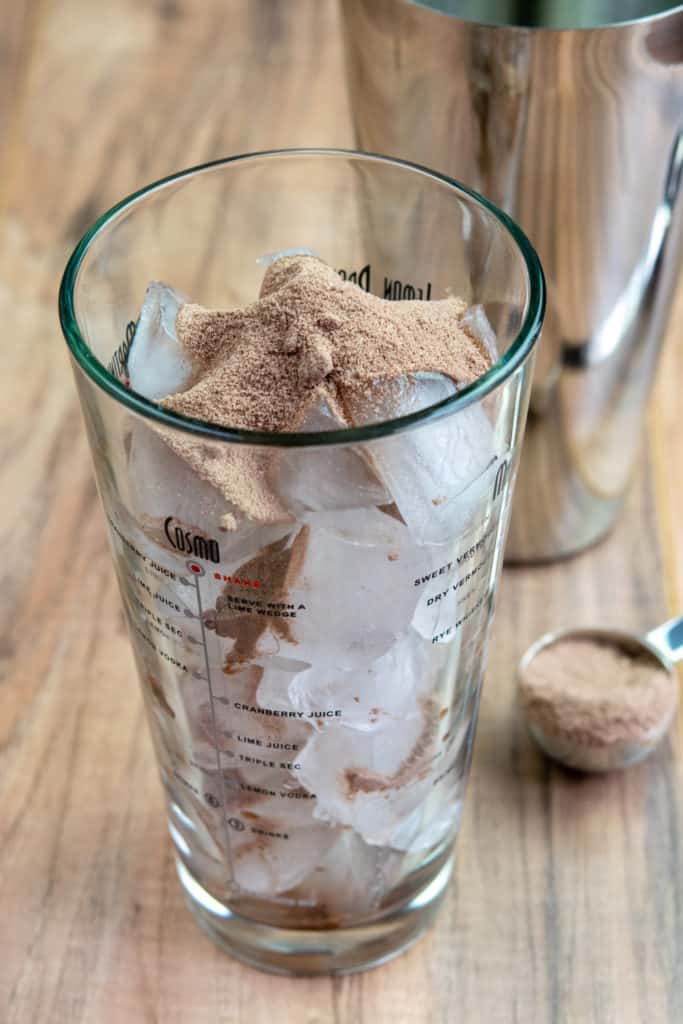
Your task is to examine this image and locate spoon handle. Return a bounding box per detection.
[646,617,683,664]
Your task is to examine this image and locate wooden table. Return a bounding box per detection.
[1,2,682,1021]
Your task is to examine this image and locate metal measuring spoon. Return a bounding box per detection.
[517,617,682,772]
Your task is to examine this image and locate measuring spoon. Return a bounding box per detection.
[517,617,683,772]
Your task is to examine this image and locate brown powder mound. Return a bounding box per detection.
[159,255,493,520]
[519,638,678,748]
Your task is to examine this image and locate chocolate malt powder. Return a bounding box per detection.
[159,255,492,522]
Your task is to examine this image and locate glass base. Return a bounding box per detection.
[176,854,453,976]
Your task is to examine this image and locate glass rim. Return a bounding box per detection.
[408,0,683,32]
[58,148,545,449]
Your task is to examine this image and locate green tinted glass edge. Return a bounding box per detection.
[408,0,683,31]
[58,148,545,449]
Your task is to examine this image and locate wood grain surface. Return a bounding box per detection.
[0,2,681,1022]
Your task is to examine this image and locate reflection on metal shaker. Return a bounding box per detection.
[341,0,683,560]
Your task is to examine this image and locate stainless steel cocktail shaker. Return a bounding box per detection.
[342,0,683,560]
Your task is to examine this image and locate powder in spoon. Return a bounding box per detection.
[518,635,678,771]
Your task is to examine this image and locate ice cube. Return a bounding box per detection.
[230,821,336,896]
[411,526,497,645]
[174,761,336,895]
[128,421,227,525]
[460,304,499,363]
[353,375,499,545]
[347,371,458,425]
[229,779,327,833]
[282,631,430,731]
[197,762,337,896]
[392,789,462,853]
[287,829,405,921]
[191,691,312,772]
[127,421,293,565]
[298,697,443,849]
[274,511,434,668]
[254,655,313,712]
[391,707,475,853]
[256,246,317,267]
[180,665,262,769]
[273,395,389,516]
[128,281,194,400]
